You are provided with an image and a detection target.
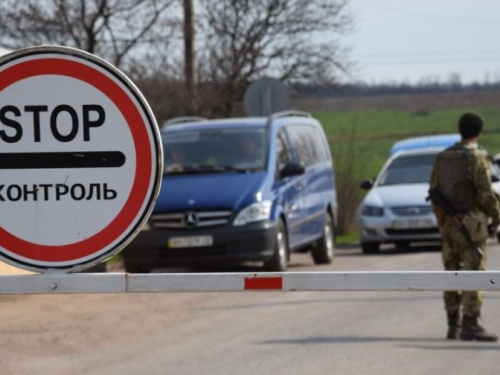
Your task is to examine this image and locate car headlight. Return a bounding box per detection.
[233,201,272,226]
[362,205,384,216]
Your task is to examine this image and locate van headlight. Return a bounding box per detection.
[233,201,272,226]
[362,205,384,217]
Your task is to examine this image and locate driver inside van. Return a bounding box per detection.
[237,134,262,165]
[171,145,187,163]
[165,145,190,171]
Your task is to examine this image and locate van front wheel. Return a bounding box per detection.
[124,261,151,274]
[264,220,288,272]
[312,213,335,264]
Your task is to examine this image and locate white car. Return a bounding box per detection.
[358,148,442,253]
[359,136,500,253]
[391,134,500,195]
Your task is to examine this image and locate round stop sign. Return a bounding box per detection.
[0,46,163,273]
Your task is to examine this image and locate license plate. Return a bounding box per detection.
[168,235,213,248]
[392,219,433,229]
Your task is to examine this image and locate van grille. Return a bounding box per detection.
[391,206,432,216]
[151,211,232,229]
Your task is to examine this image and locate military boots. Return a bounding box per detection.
[446,311,461,340]
[460,315,498,342]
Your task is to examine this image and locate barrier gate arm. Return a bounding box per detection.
[0,271,500,294]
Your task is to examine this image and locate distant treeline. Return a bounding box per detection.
[294,81,500,99]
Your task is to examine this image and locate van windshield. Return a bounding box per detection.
[378,153,437,186]
[162,127,267,174]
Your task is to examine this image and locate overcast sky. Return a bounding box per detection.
[344,0,500,84]
[2,1,499,86]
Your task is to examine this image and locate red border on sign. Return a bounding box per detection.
[0,58,153,262]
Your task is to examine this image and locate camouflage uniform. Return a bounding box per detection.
[430,141,500,317]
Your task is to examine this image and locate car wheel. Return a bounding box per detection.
[124,261,150,273]
[312,213,335,264]
[361,241,380,254]
[497,232,500,243]
[264,220,288,272]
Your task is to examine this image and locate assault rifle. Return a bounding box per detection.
[427,187,483,258]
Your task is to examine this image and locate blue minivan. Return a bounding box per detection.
[122,111,338,272]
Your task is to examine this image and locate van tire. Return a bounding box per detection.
[312,213,335,264]
[361,241,380,254]
[264,220,288,272]
[124,261,151,274]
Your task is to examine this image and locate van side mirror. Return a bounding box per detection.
[280,162,305,179]
[360,179,374,190]
[492,174,500,183]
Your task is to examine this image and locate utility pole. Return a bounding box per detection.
[183,0,195,115]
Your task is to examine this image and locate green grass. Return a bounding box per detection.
[313,107,500,178]
[336,231,359,245]
[312,105,500,239]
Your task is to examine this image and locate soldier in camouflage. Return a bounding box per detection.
[430,112,500,342]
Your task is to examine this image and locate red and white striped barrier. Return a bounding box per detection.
[0,271,499,294]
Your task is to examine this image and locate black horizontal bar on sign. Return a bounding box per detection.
[0,151,126,169]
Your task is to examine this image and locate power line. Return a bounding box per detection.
[366,55,500,66]
[363,0,500,26]
[358,49,500,59]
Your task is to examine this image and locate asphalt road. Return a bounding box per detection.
[1,241,500,375]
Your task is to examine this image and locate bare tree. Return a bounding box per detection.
[197,0,354,116]
[0,0,179,68]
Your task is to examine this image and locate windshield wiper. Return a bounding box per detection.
[197,164,250,173]
[379,181,427,186]
[164,164,252,174]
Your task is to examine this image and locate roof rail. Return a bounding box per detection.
[270,110,311,120]
[265,110,311,126]
[162,116,207,128]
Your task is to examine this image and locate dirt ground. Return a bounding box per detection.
[0,261,33,275]
[1,248,499,375]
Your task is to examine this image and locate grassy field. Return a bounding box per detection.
[296,92,500,242]
[314,107,500,178]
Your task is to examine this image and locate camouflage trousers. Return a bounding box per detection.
[441,218,486,317]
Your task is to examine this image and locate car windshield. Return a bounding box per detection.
[162,127,267,174]
[378,153,437,186]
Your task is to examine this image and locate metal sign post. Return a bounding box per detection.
[243,77,291,116]
[0,46,163,273]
